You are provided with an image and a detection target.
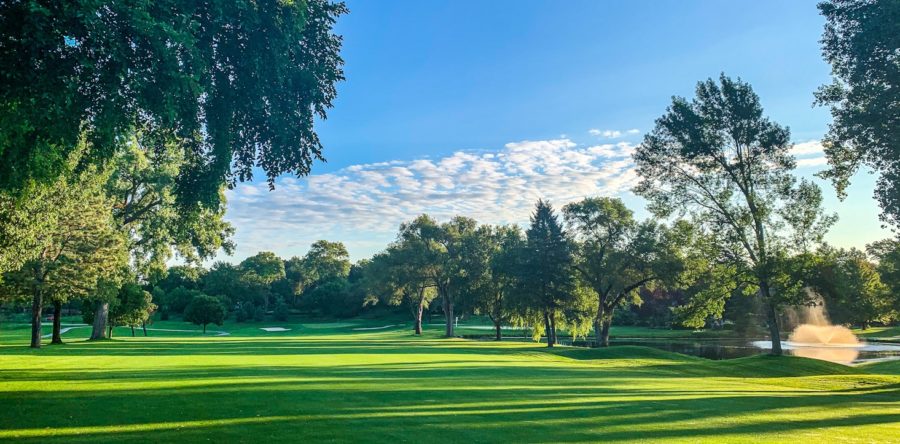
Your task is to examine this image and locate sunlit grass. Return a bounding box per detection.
[1,318,898,443]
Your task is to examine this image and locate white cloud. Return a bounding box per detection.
[791,140,828,168]
[791,140,825,156]
[589,128,640,139]
[796,157,828,167]
[225,138,639,260]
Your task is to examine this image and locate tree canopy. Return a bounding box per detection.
[0,0,346,206]
[184,294,226,334]
[816,0,900,229]
[634,75,836,354]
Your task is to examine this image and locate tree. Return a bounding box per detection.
[273,298,291,322]
[184,294,226,334]
[159,286,207,317]
[240,252,286,311]
[564,197,686,346]
[812,247,893,328]
[395,215,458,336]
[0,170,126,348]
[107,282,156,338]
[438,217,481,337]
[816,0,900,229]
[463,225,525,341]
[302,241,352,287]
[634,75,836,355]
[0,188,56,280]
[294,240,352,308]
[868,238,900,306]
[368,239,437,335]
[0,0,347,206]
[202,262,246,309]
[107,138,235,277]
[520,200,576,347]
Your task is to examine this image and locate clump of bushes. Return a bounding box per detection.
[273,299,290,321]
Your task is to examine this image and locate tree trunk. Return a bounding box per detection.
[550,313,558,345]
[107,324,113,339]
[51,300,63,344]
[600,317,612,347]
[443,295,454,337]
[90,302,109,340]
[761,281,782,356]
[594,299,605,347]
[414,297,424,335]
[30,288,43,349]
[142,322,148,336]
[544,311,554,348]
[131,326,135,337]
[861,321,869,330]
[494,320,502,341]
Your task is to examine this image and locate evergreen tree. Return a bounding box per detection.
[0,168,127,347]
[520,200,575,347]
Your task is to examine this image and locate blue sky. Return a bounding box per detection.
[221,0,889,262]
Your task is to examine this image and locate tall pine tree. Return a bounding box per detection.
[521,200,575,347]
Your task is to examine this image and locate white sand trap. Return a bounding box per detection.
[352,324,398,331]
[260,327,291,332]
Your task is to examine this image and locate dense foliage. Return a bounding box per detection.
[817,0,900,229]
[0,0,346,207]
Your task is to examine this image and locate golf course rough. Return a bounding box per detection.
[0,320,898,443]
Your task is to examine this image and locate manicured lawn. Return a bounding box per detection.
[855,326,900,342]
[1,318,898,443]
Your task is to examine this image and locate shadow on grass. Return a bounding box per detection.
[2,334,898,443]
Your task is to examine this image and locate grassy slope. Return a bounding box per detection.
[855,326,900,342]
[0,318,898,443]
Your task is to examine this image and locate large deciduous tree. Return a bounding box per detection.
[106,282,156,338]
[367,244,437,335]
[464,225,525,341]
[89,136,234,340]
[564,197,686,346]
[240,252,286,311]
[634,75,836,355]
[0,0,347,206]
[394,215,451,335]
[811,247,892,329]
[816,0,900,229]
[868,239,900,309]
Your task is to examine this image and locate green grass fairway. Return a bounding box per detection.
[1,320,898,443]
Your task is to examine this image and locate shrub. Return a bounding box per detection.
[253,306,266,322]
[240,303,256,322]
[273,299,290,321]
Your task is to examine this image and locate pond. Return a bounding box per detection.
[601,338,900,364]
[463,333,900,364]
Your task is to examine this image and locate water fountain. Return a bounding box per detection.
[749,296,866,364]
[785,323,861,364]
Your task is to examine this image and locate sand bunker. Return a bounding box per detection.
[260,327,291,332]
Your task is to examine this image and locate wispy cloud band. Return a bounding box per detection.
[225,139,639,259]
